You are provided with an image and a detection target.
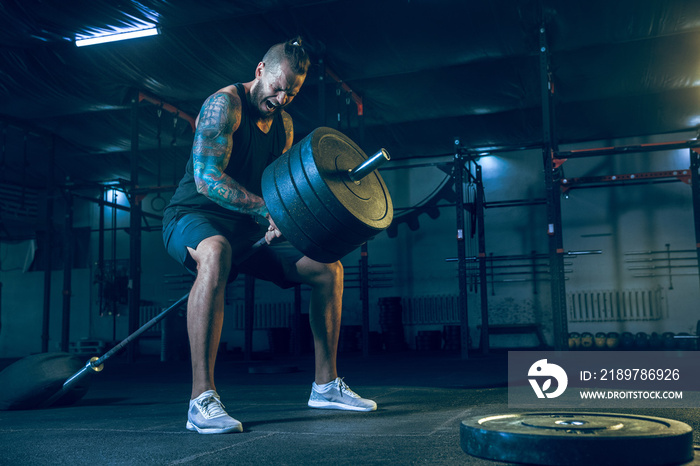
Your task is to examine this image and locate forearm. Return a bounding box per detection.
[195,169,268,218]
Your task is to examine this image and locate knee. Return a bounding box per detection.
[308,260,343,288]
[324,260,343,281]
[191,236,232,282]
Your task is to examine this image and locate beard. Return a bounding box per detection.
[249,81,278,119]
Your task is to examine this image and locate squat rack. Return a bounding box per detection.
[450,22,700,356]
[449,23,569,356]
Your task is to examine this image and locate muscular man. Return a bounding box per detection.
[162,38,376,434]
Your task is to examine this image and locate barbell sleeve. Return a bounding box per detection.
[348,148,390,182]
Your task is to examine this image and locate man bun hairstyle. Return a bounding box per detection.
[262,36,311,76]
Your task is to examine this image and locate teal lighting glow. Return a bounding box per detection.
[75,27,159,47]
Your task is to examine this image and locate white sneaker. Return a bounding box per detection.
[186,390,243,434]
[308,378,377,412]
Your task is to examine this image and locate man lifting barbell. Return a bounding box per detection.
[162,37,377,434]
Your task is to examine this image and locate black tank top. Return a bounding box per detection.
[164,83,286,223]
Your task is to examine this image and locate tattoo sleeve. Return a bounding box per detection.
[281,111,294,153]
[192,92,268,217]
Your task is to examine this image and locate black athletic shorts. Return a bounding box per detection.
[162,210,304,289]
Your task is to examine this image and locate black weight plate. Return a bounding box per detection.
[264,150,352,262]
[288,127,391,238]
[289,139,373,243]
[262,127,393,263]
[460,412,693,466]
[0,352,91,410]
[287,138,369,245]
[262,131,356,262]
[270,155,357,262]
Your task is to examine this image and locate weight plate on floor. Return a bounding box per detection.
[460,412,693,466]
[0,352,91,410]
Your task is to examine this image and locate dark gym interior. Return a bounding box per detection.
[2,1,700,464]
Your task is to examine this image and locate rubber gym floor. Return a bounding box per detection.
[1,350,699,465]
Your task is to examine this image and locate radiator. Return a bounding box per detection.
[401,295,460,325]
[230,302,293,329]
[139,305,164,333]
[567,289,665,322]
[0,183,39,221]
[141,302,293,332]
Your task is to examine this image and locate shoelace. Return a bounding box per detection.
[336,378,359,398]
[196,394,227,418]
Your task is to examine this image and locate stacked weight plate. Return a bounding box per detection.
[261,127,393,263]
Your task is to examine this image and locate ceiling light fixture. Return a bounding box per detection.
[75,27,159,47]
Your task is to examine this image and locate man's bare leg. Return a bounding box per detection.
[291,256,377,411]
[186,235,231,399]
[184,235,243,433]
[293,258,344,384]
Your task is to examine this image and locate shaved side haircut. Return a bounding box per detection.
[262,36,311,76]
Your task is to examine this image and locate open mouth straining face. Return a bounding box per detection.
[251,61,305,118]
[250,81,284,118]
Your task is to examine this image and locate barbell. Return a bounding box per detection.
[0,126,393,410]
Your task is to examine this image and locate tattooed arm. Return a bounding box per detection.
[192,91,269,217]
[281,110,294,153]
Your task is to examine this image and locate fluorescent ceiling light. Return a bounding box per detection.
[75,27,159,47]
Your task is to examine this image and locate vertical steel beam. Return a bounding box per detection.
[360,243,370,357]
[690,148,700,283]
[358,102,370,357]
[475,163,489,354]
[111,189,118,340]
[60,191,73,353]
[98,188,105,316]
[318,58,326,127]
[0,127,3,342]
[454,143,470,359]
[293,284,302,356]
[531,250,539,295]
[42,135,55,353]
[244,274,255,361]
[540,24,567,350]
[127,92,142,362]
